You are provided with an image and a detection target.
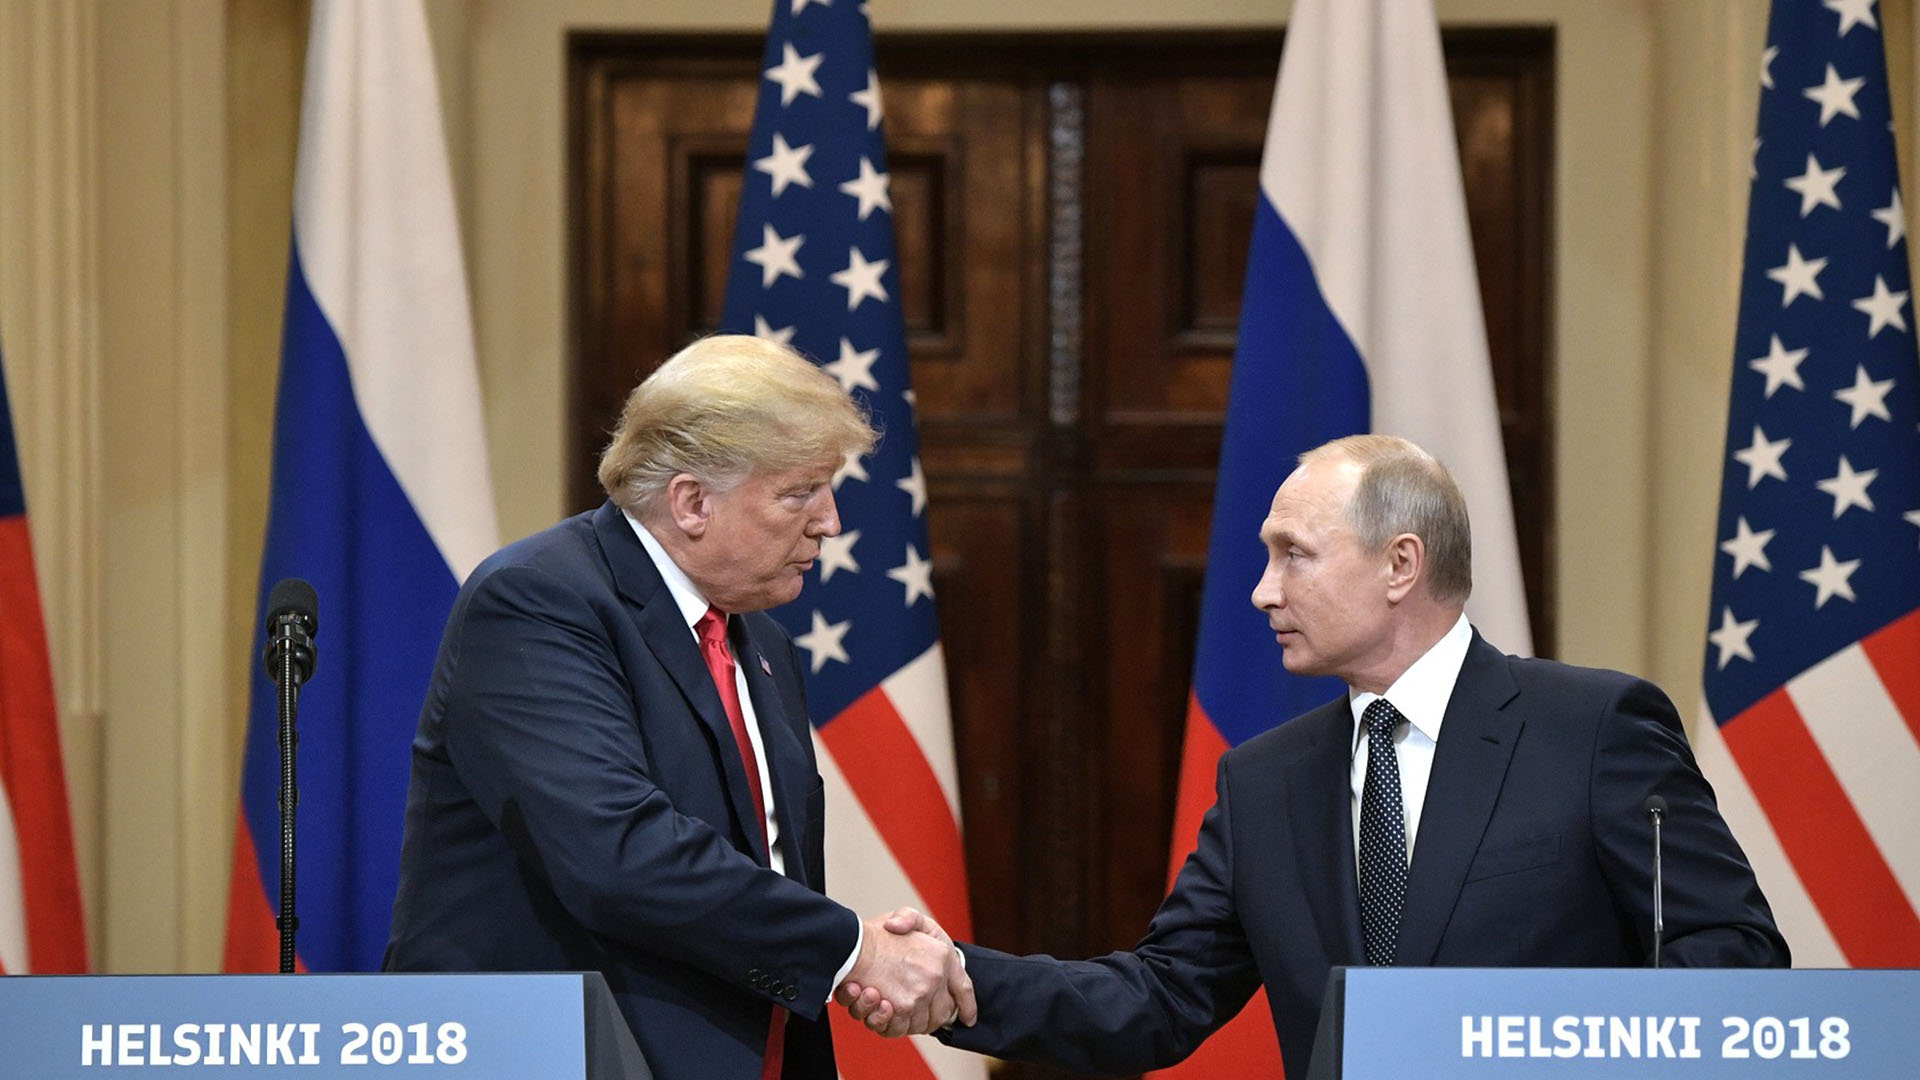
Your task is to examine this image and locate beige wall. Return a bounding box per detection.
[0,0,1908,971]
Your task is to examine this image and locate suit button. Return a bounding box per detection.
[782,984,797,1001]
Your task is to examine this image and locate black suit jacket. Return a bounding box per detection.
[384,502,858,1080]
[942,632,1788,1077]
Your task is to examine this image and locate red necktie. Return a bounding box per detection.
[695,607,784,1079]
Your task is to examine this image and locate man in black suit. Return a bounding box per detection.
[845,433,1787,1076]
[384,335,974,1080]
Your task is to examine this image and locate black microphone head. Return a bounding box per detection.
[1644,794,1668,818]
[266,577,319,633]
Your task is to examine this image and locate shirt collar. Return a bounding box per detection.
[1348,612,1473,753]
[623,509,714,631]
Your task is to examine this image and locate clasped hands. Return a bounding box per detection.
[835,908,974,1037]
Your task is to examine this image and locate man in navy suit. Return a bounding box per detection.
[846,433,1787,1076]
[384,335,974,1080]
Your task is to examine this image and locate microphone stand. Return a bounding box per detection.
[1645,795,1667,969]
[263,580,317,975]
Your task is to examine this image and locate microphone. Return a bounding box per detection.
[262,578,319,685]
[260,577,319,974]
[1645,794,1667,969]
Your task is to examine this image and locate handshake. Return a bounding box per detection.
[835,908,976,1037]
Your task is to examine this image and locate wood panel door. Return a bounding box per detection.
[571,30,1552,1079]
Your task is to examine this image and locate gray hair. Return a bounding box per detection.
[597,334,877,515]
[1300,434,1473,603]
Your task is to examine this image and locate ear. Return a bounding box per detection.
[1383,533,1425,604]
[663,473,713,539]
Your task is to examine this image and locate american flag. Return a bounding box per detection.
[1699,0,1920,967]
[719,2,981,1077]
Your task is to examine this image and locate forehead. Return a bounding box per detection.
[1260,458,1361,541]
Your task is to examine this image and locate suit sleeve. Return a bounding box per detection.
[1588,676,1790,967]
[938,754,1262,1074]
[440,561,858,1018]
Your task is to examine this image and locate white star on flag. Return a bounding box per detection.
[792,609,852,673]
[1823,0,1879,36]
[1749,333,1808,397]
[1733,424,1792,488]
[1816,455,1877,518]
[1760,44,1778,90]
[1708,606,1759,669]
[791,0,829,13]
[824,336,881,393]
[830,246,890,310]
[1834,364,1896,427]
[1803,63,1865,125]
[896,455,927,515]
[754,133,815,196]
[1851,274,1909,336]
[850,68,882,130]
[764,43,824,106]
[744,224,805,287]
[886,544,935,606]
[817,529,861,583]
[1906,508,1920,547]
[1872,188,1907,248]
[839,156,892,220]
[1798,545,1861,608]
[1720,516,1775,578]
[754,315,796,345]
[832,449,869,490]
[1767,243,1827,305]
[1784,153,1846,216]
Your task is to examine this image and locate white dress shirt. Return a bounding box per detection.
[624,512,862,992]
[1348,613,1474,870]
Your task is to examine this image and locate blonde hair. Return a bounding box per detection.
[1300,434,1473,603]
[597,335,877,514]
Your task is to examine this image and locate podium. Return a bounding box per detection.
[1307,967,1920,1078]
[0,971,650,1077]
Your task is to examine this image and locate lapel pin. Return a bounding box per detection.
[759,655,772,676]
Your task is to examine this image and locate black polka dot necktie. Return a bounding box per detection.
[1359,697,1409,966]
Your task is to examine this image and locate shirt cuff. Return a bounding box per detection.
[827,919,864,1003]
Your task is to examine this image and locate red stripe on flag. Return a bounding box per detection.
[826,1009,941,1080]
[0,515,88,972]
[1165,692,1230,895]
[1721,689,1920,966]
[820,687,971,939]
[223,809,306,972]
[1149,694,1285,1079]
[1861,608,1920,748]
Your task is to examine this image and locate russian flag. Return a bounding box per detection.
[1152,0,1531,1073]
[0,339,89,976]
[223,0,498,973]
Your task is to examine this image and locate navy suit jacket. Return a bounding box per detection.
[942,633,1788,1077]
[384,502,859,1080]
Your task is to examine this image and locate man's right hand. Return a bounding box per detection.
[836,908,975,1036]
[844,907,975,1037]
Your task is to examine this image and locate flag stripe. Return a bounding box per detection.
[1786,646,1920,909]
[1166,695,1230,895]
[1721,690,1920,965]
[0,506,88,974]
[819,688,972,940]
[878,646,962,820]
[826,1011,939,1080]
[1691,706,1846,967]
[1860,608,1920,747]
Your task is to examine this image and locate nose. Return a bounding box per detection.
[810,489,842,537]
[1250,561,1282,612]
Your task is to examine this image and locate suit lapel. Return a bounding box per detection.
[1393,632,1521,965]
[591,502,772,866]
[736,615,812,882]
[1289,701,1366,965]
